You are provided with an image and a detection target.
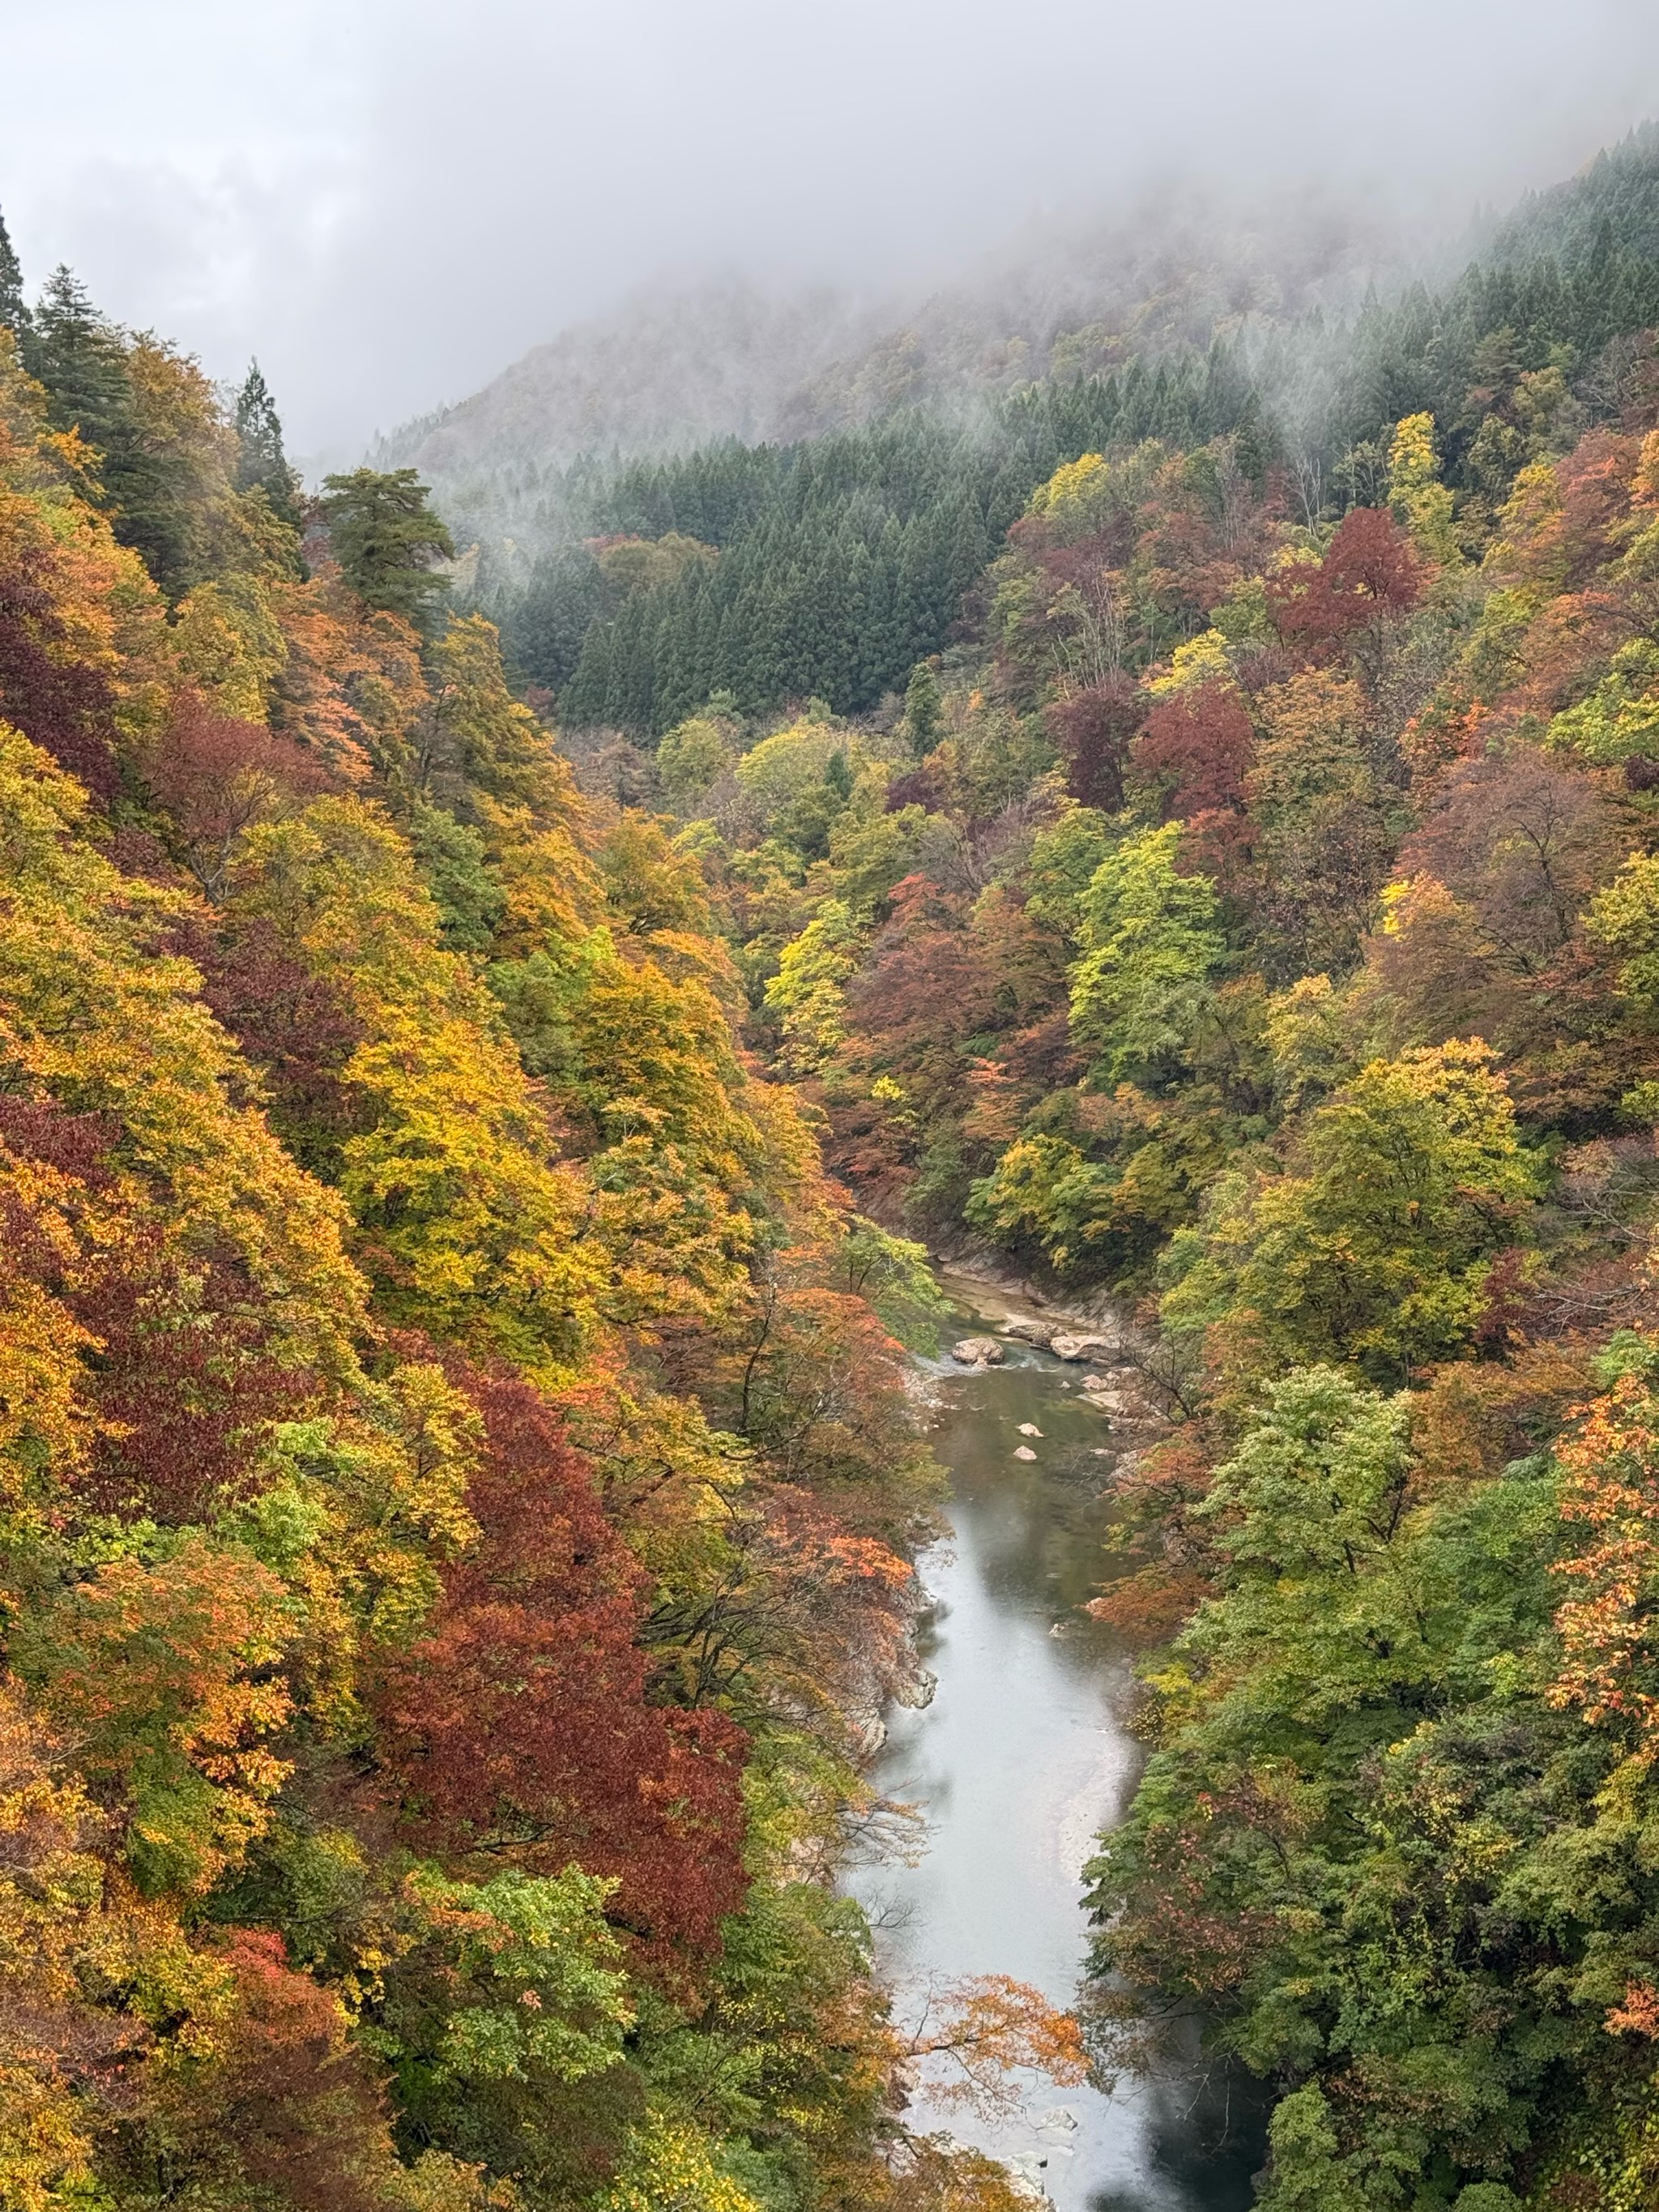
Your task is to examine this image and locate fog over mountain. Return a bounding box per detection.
[5,0,1659,468]
[375,188,1397,451]
[369,181,1434,551]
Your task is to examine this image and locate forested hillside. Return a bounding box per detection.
[465,123,1659,2207]
[0,237,1088,2212]
[372,190,1393,562]
[12,107,1659,2212]
[480,126,1659,741]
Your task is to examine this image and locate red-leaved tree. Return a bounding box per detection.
[146,691,331,899]
[1045,673,1144,810]
[1132,681,1256,820]
[150,1928,403,2212]
[0,543,121,795]
[375,1362,748,1962]
[1266,506,1420,657]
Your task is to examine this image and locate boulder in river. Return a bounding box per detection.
[1082,1389,1128,1417]
[950,1335,1005,1365]
[1049,1331,1117,1363]
[1001,1317,1055,1347]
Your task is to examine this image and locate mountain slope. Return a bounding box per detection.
[381,129,1659,588]
[374,190,1410,557]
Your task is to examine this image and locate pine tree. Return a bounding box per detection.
[903,663,942,757]
[319,467,454,630]
[858,536,902,702]
[233,361,303,529]
[684,566,719,707]
[25,267,129,455]
[651,594,696,732]
[617,596,657,731]
[0,207,28,340]
[561,617,612,725]
[711,601,741,708]
[947,492,988,600]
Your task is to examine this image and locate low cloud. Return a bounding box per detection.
[5,0,1658,462]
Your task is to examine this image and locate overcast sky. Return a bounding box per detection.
[5,0,1659,467]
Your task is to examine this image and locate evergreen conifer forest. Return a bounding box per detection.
[11,109,1659,2212]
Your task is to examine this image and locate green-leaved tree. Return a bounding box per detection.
[320,465,454,629]
[1069,823,1225,1087]
[1166,1040,1538,1382]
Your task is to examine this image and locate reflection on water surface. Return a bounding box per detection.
[847,1303,1260,2210]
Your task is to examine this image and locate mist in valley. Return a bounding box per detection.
[5,0,1659,474]
[15,13,1659,2212]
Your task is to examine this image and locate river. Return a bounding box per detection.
[846,1279,1261,2210]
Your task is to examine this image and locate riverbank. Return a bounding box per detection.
[847,1306,1259,2211]
[925,1232,1130,1335]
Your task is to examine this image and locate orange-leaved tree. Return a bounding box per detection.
[1551,1347,1659,1742]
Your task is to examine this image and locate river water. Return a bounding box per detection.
[846,1283,1260,2210]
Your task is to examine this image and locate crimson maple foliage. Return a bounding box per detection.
[1266,506,1420,655]
[147,690,332,898]
[75,1236,299,1522]
[375,1360,748,1960]
[1045,673,1142,809]
[1132,680,1256,818]
[0,542,121,795]
[173,911,369,1174]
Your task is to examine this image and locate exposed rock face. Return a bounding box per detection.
[950,1335,1006,1365]
[1049,1331,1117,1363]
[842,1587,936,1754]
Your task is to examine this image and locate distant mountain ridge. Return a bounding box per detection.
[372,284,885,500]
[371,190,1413,555]
[377,126,1659,565]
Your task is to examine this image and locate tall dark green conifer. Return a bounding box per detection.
[319,466,454,629]
[25,267,129,455]
[233,360,304,529]
[0,207,28,340]
[903,663,942,757]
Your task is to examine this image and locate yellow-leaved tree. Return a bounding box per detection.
[224,795,605,1377]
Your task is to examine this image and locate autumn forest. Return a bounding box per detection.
[7,115,1659,2212]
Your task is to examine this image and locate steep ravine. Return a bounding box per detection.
[847,1283,1261,2210]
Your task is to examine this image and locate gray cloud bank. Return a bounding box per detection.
[4,0,1659,466]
